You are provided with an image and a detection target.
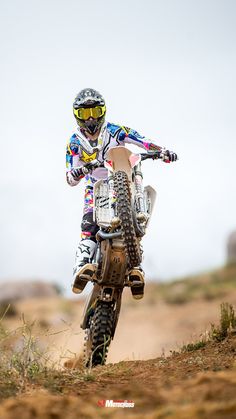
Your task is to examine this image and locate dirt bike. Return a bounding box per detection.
[78,146,166,367]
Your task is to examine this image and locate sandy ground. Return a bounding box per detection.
[0,333,236,418]
[1,277,236,418]
[3,284,236,365]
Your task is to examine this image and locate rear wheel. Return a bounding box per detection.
[114,170,142,267]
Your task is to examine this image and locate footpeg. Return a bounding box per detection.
[129,268,145,300]
[129,268,145,283]
[130,282,145,300]
[72,264,97,294]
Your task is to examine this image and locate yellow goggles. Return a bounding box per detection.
[74,105,106,120]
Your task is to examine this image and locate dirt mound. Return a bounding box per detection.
[0,334,235,418]
[0,280,60,303]
[2,264,236,365]
[1,267,236,417]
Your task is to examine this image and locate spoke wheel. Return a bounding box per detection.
[84,301,114,367]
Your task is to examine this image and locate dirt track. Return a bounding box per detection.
[3,279,236,365]
[0,334,235,418]
[1,267,236,418]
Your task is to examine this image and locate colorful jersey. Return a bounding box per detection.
[66,121,162,213]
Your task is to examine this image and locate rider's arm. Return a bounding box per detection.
[66,134,85,186]
[117,126,163,152]
[116,126,177,162]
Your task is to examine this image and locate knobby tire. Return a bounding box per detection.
[84,301,114,367]
[114,170,142,267]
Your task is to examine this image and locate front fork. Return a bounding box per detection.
[133,163,146,217]
[80,284,122,338]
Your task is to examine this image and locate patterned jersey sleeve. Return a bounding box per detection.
[66,134,84,186]
[116,125,163,152]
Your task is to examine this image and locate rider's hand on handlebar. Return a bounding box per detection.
[71,167,87,180]
[71,161,99,180]
[162,150,178,163]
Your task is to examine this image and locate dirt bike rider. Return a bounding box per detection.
[66,88,177,296]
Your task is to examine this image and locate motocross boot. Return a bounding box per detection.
[72,239,97,294]
[129,267,145,300]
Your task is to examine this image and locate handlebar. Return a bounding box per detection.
[81,150,170,172]
[140,151,163,161]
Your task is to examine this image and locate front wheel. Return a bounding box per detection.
[84,301,114,367]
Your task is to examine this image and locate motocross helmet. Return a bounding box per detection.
[73,88,106,135]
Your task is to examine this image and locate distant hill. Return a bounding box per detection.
[143,263,236,305]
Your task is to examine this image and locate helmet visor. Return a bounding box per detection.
[74,105,106,120]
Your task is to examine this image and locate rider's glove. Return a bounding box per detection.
[71,166,90,180]
[71,161,98,180]
[163,150,178,163]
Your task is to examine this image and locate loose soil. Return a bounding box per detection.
[1,267,236,418]
[0,334,235,418]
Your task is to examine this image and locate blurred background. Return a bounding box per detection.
[0,0,236,294]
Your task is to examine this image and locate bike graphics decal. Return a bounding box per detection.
[96,196,109,209]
